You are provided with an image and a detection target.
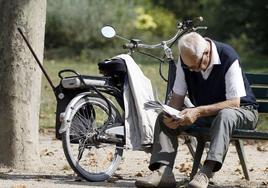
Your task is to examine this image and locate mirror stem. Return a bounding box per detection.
[115,35,130,42]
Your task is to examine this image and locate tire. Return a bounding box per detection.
[62,94,124,182]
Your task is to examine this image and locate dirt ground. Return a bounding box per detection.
[0,130,267,188]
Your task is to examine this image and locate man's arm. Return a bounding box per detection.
[178,98,240,126]
[167,92,186,110]
[195,97,240,117]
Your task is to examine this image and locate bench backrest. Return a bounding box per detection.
[246,73,268,113]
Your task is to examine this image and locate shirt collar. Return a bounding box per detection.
[201,38,221,74]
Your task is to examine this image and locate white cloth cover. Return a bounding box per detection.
[116,54,158,150]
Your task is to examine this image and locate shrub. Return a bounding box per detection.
[46,0,136,52]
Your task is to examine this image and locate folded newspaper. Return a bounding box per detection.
[144,101,183,120]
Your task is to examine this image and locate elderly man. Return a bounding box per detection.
[135,32,258,188]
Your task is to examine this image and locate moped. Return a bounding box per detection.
[18,17,206,182]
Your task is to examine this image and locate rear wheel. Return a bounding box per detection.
[62,95,124,181]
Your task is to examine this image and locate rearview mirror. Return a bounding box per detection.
[101,26,116,38]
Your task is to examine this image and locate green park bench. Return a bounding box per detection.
[184,72,268,181]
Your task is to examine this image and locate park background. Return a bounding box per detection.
[40,0,268,131]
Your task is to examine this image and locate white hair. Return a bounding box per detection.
[178,32,207,60]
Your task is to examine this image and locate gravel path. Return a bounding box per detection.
[0,131,267,188]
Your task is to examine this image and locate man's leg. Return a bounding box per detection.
[149,112,181,171]
[189,107,258,188]
[206,107,258,172]
[135,112,180,188]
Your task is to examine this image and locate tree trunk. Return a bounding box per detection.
[0,0,46,169]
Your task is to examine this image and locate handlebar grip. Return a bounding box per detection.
[123,43,135,49]
[180,16,204,28]
[194,16,203,23]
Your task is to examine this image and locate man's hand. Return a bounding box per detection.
[163,108,201,129]
[177,108,201,126]
[163,114,182,129]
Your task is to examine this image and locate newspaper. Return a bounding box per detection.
[144,101,183,120]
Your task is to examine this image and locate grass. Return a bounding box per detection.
[39,55,268,131]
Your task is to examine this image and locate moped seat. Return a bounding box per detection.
[98,58,127,76]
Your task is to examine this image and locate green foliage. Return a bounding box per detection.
[133,5,177,38]
[257,114,268,131]
[151,0,268,56]
[147,7,177,38]
[46,0,136,52]
[227,33,253,57]
[241,55,268,72]
[245,1,268,54]
[45,0,179,62]
[45,0,268,61]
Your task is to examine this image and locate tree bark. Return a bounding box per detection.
[0,0,46,169]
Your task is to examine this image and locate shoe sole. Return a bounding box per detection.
[135,181,176,188]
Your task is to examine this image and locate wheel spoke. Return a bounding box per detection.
[77,140,86,161]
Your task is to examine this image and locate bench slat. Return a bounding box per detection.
[184,126,268,140]
[252,87,268,100]
[246,73,268,85]
[257,101,268,113]
[233,129,268,140]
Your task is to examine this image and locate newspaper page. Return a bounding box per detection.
[144,101,183,120]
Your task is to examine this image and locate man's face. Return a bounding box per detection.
[180,43,210,72]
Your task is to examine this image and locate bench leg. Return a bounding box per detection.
[184,136,203,170]
[184,136,196,158]
[190,139,205,180]
[234,139,250,180]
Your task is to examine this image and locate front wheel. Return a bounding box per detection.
[62,94,124,182]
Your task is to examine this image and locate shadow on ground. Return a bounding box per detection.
[0,173,264,188]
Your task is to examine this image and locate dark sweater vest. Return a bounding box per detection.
[181,40,258,109]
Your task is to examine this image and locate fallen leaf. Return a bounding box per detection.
[261,181,268,186]
[113,173,123,180]
[107,173,123,183]
[235,168,242,174]
[40,149,54,156]
[135,172,144,177]
[176,163,192,176]
[107,177,118,183]
[257,145,268,152]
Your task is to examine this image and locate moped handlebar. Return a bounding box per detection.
[122,17,207,51]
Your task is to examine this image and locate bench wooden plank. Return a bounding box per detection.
[246,73,268,85]
[257,101,268,113]
[232,129,268,140]
[184,126,268,140]
[251,87,268,100]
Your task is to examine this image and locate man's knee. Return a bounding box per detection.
[215,108,237,123]
[211,108,238,132]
